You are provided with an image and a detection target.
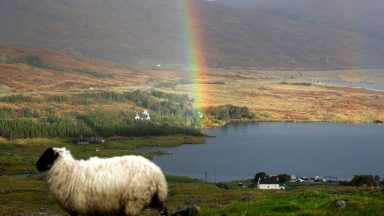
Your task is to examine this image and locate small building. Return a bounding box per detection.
[134,113,140,120]
[297,178,305,183]
[257,177,281,190]
[135,109,151,120]
[76,136,105,145]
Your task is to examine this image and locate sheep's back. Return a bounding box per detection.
[72,155,166,214]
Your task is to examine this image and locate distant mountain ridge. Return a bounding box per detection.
[1,0,384,69]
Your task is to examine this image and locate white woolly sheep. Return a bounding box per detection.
[36,147,168,216]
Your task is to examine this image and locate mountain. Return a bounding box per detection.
[0,0,187,65]
[219,0,384,40]
[1,0,384,69]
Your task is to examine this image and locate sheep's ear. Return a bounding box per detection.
[36,148,59,172]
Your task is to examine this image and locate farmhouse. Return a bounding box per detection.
[135,109,151,120]
[257,177,281,190]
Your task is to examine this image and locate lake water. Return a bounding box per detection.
[143,123,384,182]
[329,81,384,91]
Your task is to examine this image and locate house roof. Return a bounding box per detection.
[259,177,279,184]
[136,112,150,118]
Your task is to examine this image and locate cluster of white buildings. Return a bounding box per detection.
[256,175,332,190]
[135,109,151,120]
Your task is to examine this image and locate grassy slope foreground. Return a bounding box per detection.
[1,177,384,216]
[0,137,205,215]
[1,140,384,216]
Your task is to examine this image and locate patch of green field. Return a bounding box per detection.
[1,174,384,215]
[0,136,205,215]
[0,135,205,175]
[0,175,66,215]
[201,185,384,216]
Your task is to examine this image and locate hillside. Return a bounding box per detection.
[0,46,184,93]
[0,46,383,125]
[1,0,384,69]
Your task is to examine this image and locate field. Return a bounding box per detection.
[1,47,383,124]
[1,48,384,215]
[0,137,204,215]
[0,149,384,216]
[1,132,383,216]
[172,69,384,123]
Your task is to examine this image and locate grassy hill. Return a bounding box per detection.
[0,47,383,126]
[0,46,185,93]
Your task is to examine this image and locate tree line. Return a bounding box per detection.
[0,89,259,139]
[0,118,92,140]
[82,110,202,137]
[0,89,204,139]
[206,104,255,121]
[0,95,34,103]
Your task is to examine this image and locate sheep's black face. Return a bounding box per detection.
[36,148,59,172]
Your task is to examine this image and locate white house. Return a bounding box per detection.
[135,113,140,120]
[135,109,151,120]
[257,177,281,190]
[142,109,150,120]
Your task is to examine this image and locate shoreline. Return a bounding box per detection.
[203,118,384,128]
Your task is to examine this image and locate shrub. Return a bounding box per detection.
[255,172,268,182]
[349,175,378,186]
[277,173,291,183]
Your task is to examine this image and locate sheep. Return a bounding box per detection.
[36,147,168,216]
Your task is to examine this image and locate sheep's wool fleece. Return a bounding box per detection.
[47,148,167,215]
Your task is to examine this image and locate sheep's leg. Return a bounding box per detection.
[124,202,146,216]
[159,205,168,216]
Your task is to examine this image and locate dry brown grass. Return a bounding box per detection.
[0,46,186,94]
[1,47,383,123]
[173,69,384,123]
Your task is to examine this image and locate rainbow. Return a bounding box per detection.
[179,0,209,110]
[333,1,366,69]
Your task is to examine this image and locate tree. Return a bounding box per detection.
[350,175,377,186]
[277,173,291,183]
[19,55,43,67]
[254,172,268,182]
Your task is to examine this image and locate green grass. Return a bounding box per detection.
[201,186,384,216]
[0,175,66,215]
[166,174,202,184]
[1,173,384,215]
[0,136,205,215]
